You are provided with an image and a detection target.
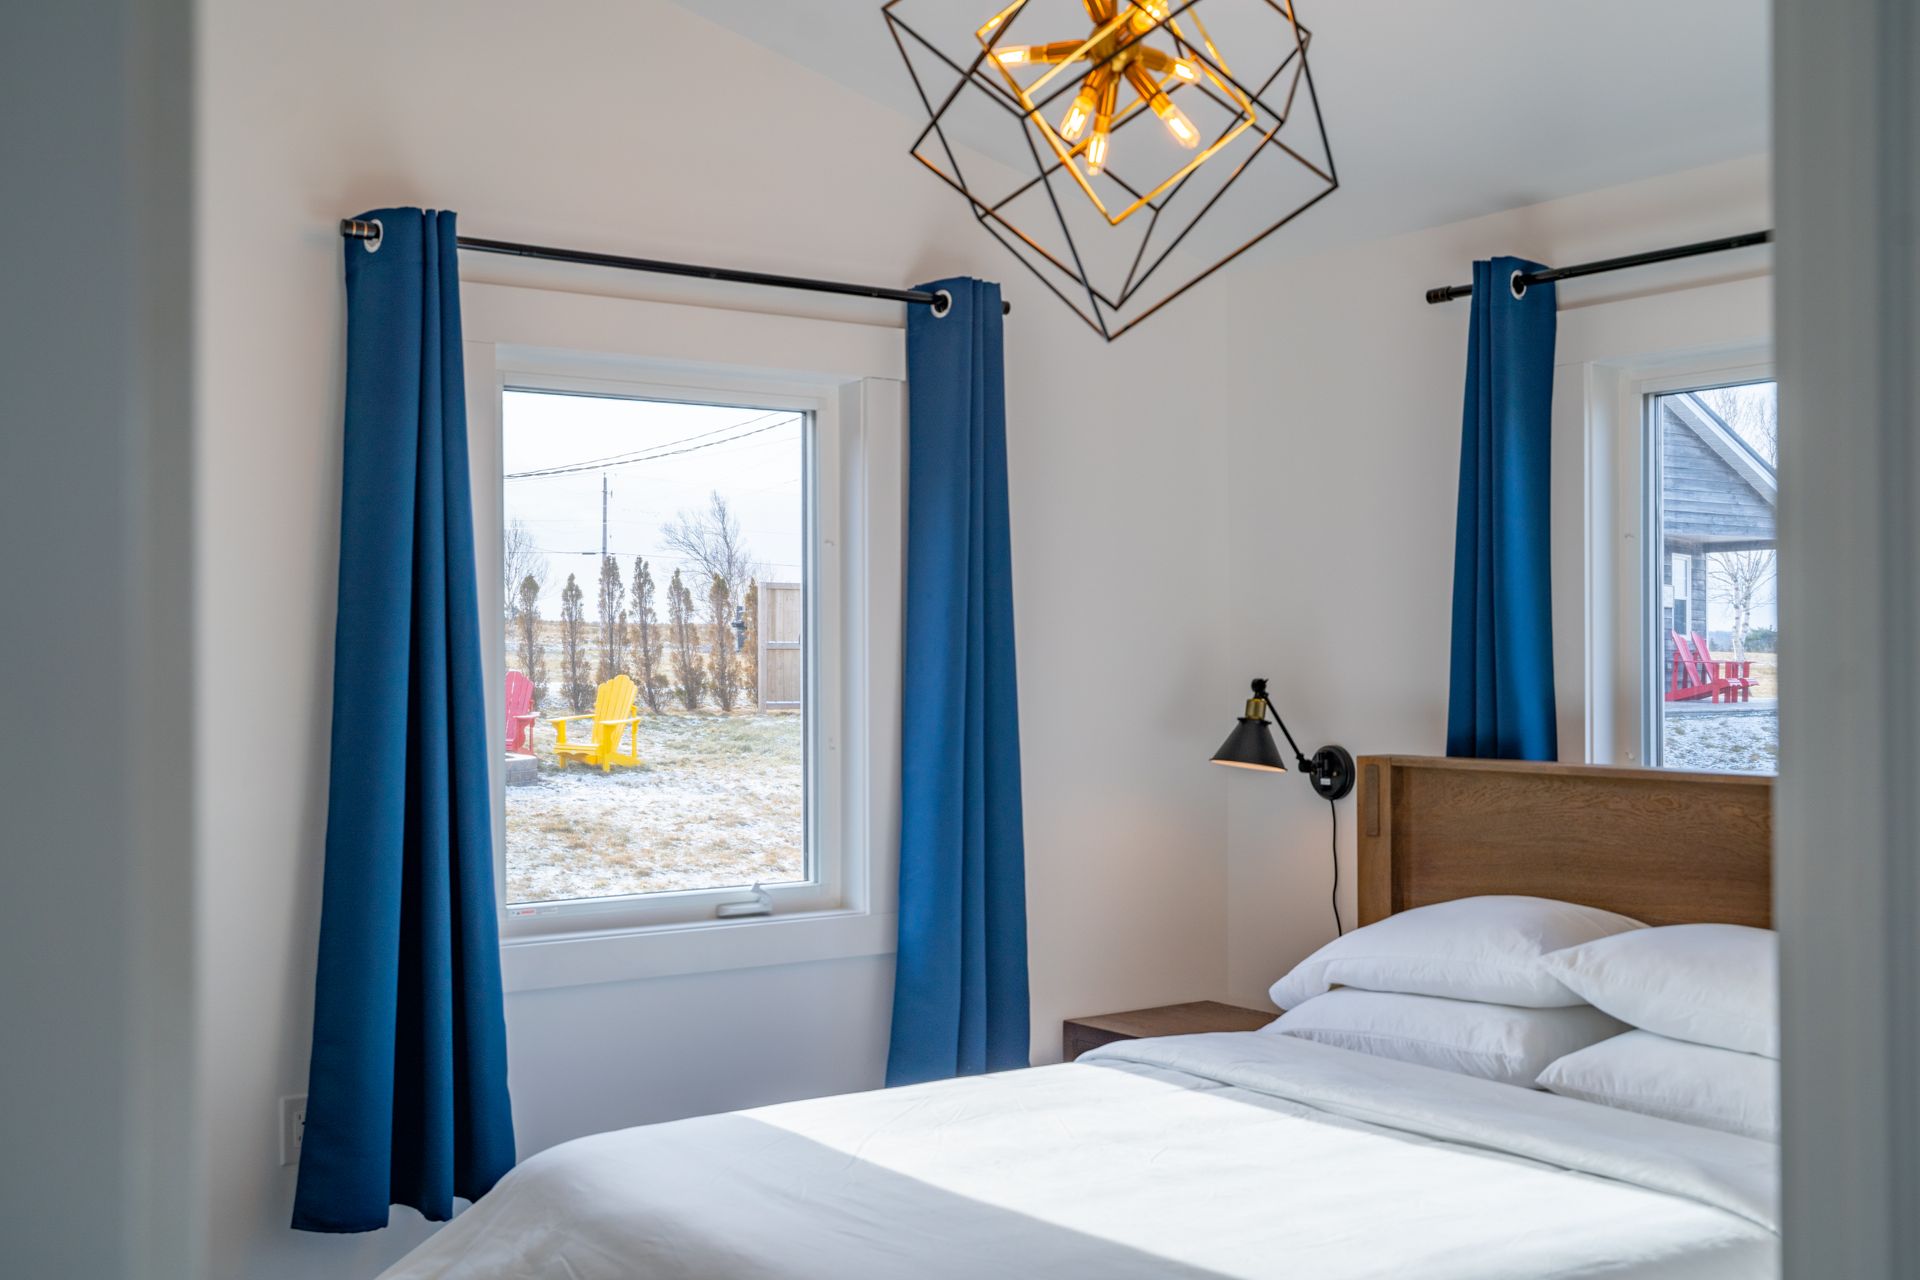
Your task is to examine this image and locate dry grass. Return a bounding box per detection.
[1706,650,1778,699]
[505,710,803,904]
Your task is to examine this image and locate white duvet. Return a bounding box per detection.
[383,1033,1778,1278]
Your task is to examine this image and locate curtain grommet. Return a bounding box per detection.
[362,218,384,253]
[1509,269,1527,300]
[930,289,952,318]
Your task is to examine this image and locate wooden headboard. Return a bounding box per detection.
[1356,756,1772,928]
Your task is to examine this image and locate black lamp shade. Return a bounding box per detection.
[1211,716,1288,772]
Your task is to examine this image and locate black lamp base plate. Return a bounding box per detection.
[1309,745,1357,802]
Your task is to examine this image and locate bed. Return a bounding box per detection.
[383,756,1777,1279]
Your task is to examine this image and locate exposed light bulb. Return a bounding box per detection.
[1140,46,1198,82]
[1085,70,1121,176]
[1124,62,1200,149]
[1156,99,1200,147]
[1085,130,1110,175]
[1129,0,1170,34]
[1061,85,1098,141]
[995,39,1096,70]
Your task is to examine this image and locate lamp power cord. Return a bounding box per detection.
[1328,797,1343,937]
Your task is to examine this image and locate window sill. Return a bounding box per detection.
[500,908,897,994]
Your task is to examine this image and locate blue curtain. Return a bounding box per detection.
[1446,256,1559,760]
[886,278,1031,1087]
[294,209,515,1233]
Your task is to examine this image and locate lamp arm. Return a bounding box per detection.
[1262,702,1315,772]
[1245,676,1356,804]
[1248,676,1313,769]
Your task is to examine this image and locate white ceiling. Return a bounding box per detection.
[669,0,1769,263]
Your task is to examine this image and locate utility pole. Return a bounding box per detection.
[600,472,611,661]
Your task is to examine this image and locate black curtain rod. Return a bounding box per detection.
[1424,230,1773,305]
[339,219,1010,316]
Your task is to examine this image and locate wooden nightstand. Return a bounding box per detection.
[1062,1000,1277,1061]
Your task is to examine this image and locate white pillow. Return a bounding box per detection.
[1268,989,1629,1088]
[1270,895,1647,1010]
[1536,1029,1778,1141]
[1542,923,1777,1057]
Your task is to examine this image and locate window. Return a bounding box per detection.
[1645,380,1778,773]
[500,389,811,916]
[1559,278,1770,773]
[460,280,906,970]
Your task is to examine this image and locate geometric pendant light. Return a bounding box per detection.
[882,0,1338,340]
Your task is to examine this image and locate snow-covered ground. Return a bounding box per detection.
[1662,709,1778,774]
[505,711,803,904]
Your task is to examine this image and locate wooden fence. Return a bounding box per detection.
[758,582,803,709]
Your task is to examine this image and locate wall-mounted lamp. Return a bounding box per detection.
[1210,677,1353,936]
[1210,678,1355,801]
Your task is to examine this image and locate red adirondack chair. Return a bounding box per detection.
[505,670,538,753]
[1667,630,1725,702]
[1692,632,1755,703]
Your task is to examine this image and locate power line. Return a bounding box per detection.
[506,418,794,479]
[505,414,802,481]
[500,405,788,473]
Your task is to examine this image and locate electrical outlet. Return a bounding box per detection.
[280,1096,307,1168]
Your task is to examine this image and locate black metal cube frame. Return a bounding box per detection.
[882,0,1338,340]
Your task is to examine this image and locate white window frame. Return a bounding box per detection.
[1630,365,1776,768]
[492,368,843,928]
[1581,350,1773,767]
[1547,272,1771,768]
[461,282,904,990]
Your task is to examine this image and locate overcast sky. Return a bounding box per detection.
[503,390,805,618]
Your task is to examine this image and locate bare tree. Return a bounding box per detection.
[595,554,627,685]
[1695,385,1780,666]
[1692,386,1778,465]
[559,572,592,713]
[707,575,739,712]
[503,518,547,621]
[661,491,758,592]
[630,555,664,712]
[739,577,759,708]
[516,573,549,708]
[666,569,705,711]
[1709,549,1777,664]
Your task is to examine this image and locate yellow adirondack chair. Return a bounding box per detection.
[550,674,643,772]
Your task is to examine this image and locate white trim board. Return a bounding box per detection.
[461,281,906,384]
[1774,0,1920,1272]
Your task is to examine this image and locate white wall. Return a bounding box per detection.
[0,2,199,1275]
[192,1,1232,1275]
[1217,156,1773,1010]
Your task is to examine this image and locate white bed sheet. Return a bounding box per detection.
[382,1032,1778,1279]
